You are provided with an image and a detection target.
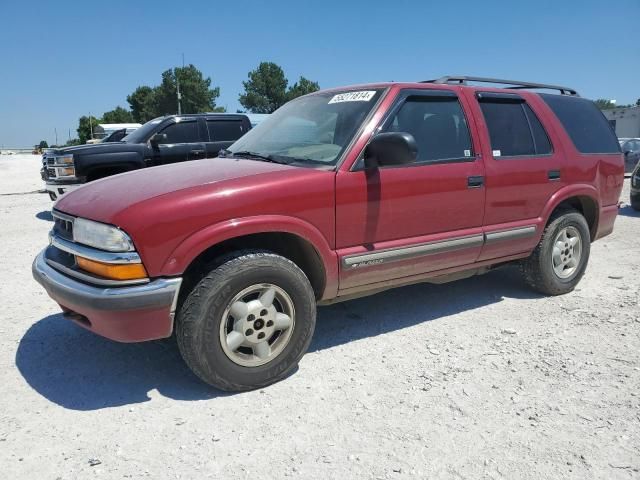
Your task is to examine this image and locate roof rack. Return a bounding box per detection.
[422,76,579,96]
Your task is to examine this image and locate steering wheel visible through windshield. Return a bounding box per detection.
[227,89,384,166]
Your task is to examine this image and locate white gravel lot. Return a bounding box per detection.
[0,153,638,479]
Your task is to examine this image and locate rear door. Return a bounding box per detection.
[153,118,206,165]
[204,117,250,157]
[462,90,566,261]
[335,88,486,291]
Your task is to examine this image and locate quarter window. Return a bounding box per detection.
[159,121,199,144]
[540,94,620,154]
[207,120,246,141]
[479,99,552,157]
[383,96,473,162]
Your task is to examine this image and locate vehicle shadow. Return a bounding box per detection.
[35,210,53,221]
[16,267,538,410]
[618,205,640,218]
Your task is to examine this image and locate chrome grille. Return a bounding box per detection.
[47,168,56,178]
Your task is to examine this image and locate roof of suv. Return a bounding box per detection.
[317,76,579,98]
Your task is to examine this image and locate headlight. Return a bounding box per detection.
[73,218,135,252]
[54,154,74,166]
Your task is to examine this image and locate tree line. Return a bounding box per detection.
[59,62,319,145]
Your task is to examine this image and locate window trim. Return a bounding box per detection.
[351,88,477,171]
[477,93,555,159]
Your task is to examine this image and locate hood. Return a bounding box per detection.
[54,142,140,155]
[55,157,299,221]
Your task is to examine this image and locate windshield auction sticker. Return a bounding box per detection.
[328,91,376,104]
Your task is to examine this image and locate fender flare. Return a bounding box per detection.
[160,215,339,297]
[539,183,600,234]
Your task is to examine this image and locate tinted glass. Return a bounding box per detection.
[384,96,473,162]
[159,121,199,144]
[540,94,620,154]
[523,104,552,154]
[228,89,383,165]
[480,101,534,156]
[207,120,245,141]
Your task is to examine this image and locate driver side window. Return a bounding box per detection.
[159,121,199,144]
[383,95,474,163]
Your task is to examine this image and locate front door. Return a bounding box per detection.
[335,89,486,291]
[154,119,205,165]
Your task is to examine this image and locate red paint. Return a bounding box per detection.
[51,81,624,341]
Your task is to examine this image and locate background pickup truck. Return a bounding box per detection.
[41,113,254,200]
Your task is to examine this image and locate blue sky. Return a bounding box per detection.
[1,0,638,147]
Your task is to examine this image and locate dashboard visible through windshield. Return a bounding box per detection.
[227,89,384,166]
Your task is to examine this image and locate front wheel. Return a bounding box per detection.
[521,210,591,296]
[176,251,316,391]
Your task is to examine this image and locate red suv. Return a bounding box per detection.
[33,76,624,391]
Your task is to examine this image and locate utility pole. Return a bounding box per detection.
[54,128,58,146]
[176,54,185,116]
[89,113,94,139]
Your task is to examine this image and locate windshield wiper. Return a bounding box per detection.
[224,150,291,165]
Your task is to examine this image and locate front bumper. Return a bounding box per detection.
[45,182,83,201]
[32,250,182,342]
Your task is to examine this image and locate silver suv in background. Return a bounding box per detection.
[619,138,640,174]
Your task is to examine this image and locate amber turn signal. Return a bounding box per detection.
[76,256,148,281]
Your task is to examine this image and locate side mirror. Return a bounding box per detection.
[623,150,631,156]
[150,133,167,146]
[364,132,418,169]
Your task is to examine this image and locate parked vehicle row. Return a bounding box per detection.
[40,113,257,200]
[33,76,624,391]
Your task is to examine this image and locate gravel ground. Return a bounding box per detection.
[1,154,638,479]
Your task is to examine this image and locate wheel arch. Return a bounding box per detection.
[162,216,339,300]
[541,185,600,240]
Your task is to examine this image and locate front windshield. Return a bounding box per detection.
[122,117,164,143]
[228,89,383,165]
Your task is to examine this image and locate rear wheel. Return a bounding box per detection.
[521,209,590,295]
[631,194,640,211]
[176,250,316,391]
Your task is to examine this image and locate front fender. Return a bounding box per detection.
[160,215,339,298]
[76,151,145,177]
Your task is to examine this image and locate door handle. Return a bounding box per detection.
[190,149,205,156]
[548,170,561,181]
[467,176,484,188]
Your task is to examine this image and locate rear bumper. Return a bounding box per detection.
[594,204,619,240]
[32,250,182,342]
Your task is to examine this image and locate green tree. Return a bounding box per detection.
[102,106,134,123]
[127,86,157,123]
[38,140,48,149]
[77,115,101,143]
[155,65,223,115]
[594,99,617,110]
[636,98,640,107]
[239,62,289,113]
[286,76,320,102]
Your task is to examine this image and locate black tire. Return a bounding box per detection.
[631,194,640,211]
[520,209,591,296]
[176,250,316,392]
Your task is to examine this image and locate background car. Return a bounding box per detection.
[631,160,640,210]
[619,137,640,174]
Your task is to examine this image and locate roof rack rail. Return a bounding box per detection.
[422,76,579,96]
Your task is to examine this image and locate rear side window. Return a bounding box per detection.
[159,121,199,144]
[540,94,620,154]
[384,95,473,163]
[207,120,246,141]
[478,96,552,157]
